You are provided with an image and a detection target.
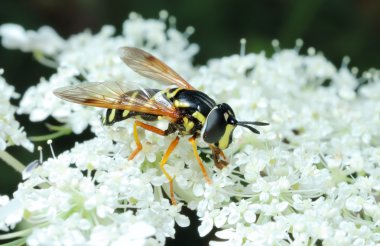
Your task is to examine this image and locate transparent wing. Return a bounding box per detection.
[119,47,195,90]
[53,81,179,120]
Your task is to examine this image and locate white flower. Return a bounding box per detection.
[0,69,33,151]
[0,138,190,244]
[10,13,198,135]
[0,196,24,231]
[1,13,380,245]
[0,24,64,55]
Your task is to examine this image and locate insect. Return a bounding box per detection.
[54,47,269,204]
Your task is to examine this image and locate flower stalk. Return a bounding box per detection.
[0,151,25,173]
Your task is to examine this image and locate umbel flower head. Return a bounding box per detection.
[0,69,33,152]
[1,11,380,245]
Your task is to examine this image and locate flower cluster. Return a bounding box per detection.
[0,69,33,152]
[1,12,380,245]
[1,11,198,134]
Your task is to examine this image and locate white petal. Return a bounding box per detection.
[198,216,213,237]
[193,183,204,197]
[175,214,190,227]
[0,24,28,50]
[243,210,256,224]
[214,213,227,228]
[227,210,240,225]
[215,228,236,240]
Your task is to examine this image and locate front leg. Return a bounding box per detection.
[209,145,229,169]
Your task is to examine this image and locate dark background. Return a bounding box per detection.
[1,0,379,244]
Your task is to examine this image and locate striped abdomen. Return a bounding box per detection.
[102,89,160,125]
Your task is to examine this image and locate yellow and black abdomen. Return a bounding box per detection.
[103,89,160,125]
[166,88,216,135]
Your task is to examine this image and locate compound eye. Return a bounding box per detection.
[202,107,226,143]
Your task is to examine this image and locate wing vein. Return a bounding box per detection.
[119,47,195,90]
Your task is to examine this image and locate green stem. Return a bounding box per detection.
[0,238,26,246]
[29,128,72,142]
[0,228,32,240]
[0,151,25,173]
[33,51,57,68]
[256,212,267,225]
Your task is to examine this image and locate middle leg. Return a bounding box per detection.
[128,120,171,161]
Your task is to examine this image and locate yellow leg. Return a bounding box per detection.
[160,136,180,205]
[128,121,167,161]
[128,121,179,205]
[188,136,212,184]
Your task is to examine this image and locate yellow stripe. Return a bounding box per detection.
[174,100,190,108]
[218,124,235,149]
[131,91,139,100]
[122,110,130,117]
[192,111,206,124]
[183,117,194,132]
[166,88,182,99]
[108,109,116,122]
[121,91,138,119]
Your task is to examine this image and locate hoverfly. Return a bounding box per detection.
[54,47,269,204]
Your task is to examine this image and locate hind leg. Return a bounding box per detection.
[159,136,180,205]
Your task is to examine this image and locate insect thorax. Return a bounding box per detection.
[165,88,216,135]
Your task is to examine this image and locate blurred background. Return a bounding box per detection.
[1,0,379,244]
